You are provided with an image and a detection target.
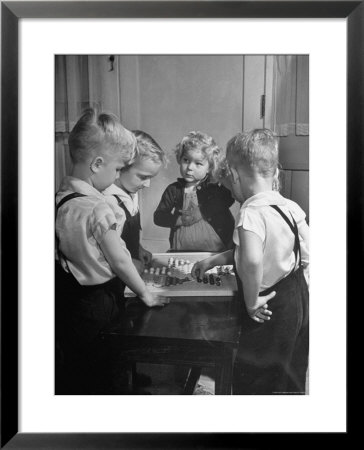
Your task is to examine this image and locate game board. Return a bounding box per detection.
[124,252,238,297]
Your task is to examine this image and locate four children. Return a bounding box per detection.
[56,107,309,395]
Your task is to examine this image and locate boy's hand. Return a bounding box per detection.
[140,290,170,307]
[191,259,210,280]
[246,291,276,323]
[139,246,152,266]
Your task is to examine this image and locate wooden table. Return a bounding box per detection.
[101,296,241,395]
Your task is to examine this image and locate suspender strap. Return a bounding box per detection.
[270,205,302,268]
[55,192,87,266]
[113,194,141,259]
[56,192,87,211]
[113,194,132,220]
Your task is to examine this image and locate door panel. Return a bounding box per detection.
[243,55,265,130]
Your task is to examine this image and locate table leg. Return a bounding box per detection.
[215,349,234,395]
[130,362,137,389]
[183,367,202,395]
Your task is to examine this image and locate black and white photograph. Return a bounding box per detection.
[2,1,355,443]
[55,54,309,396]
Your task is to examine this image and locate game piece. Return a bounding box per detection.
[165,270,172,286]
[125,252,237,297]
[153,267,162,287]
[145,267,154,285]
[143,268,148,279]
[160,267,167,286]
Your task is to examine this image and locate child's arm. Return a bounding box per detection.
[237,227,275,322]
[100,228,169,307]
[191,250,234,279]
[139,244,153,266]
[154,186,180,228]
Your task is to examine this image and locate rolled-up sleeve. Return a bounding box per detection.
[90,202,126,244]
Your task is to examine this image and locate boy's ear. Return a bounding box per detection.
[90,156,104,173]
[230,167,239,184]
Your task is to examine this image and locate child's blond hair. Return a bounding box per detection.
[226,129,279,178]
[174,131,223,182]
[131,130,167,166]
[68,108,136,165]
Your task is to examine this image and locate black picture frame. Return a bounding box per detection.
[1,1,360,448]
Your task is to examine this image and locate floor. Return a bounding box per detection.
[135,363,309,395]
[135,363,214,395]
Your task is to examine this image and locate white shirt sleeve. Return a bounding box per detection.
[90,202,126,244]
[233,206,266,246]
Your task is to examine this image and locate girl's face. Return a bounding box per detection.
[116,156,162,194]
[179,149,209,184]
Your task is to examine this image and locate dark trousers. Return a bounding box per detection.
[55,263,127,394]
[233,267,309,395]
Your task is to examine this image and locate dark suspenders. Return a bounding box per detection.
[56,192,87,212]
[113,194,141,259]
[113,194,132,220]
[270,205,302,270]
[55,192,87,262]
[113,194,141,230]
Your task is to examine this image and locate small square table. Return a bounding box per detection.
[101,296,241,395]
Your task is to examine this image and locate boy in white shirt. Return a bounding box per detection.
[192,129,309,395]
[55,110,168,394]
[103,130,166,271]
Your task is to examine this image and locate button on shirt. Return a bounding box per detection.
[233,191,309,291]
[56,177,129,285]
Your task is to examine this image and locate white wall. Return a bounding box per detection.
[119,55,244,251]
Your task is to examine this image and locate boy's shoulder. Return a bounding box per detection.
[103,183,123,196]
[283,197,306,219]
[56,178,111,213]
[56,191,107,212]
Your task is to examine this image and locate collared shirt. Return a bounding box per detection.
[233,191,309,291]
[56,176,129,285]
[103,184,139,216]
